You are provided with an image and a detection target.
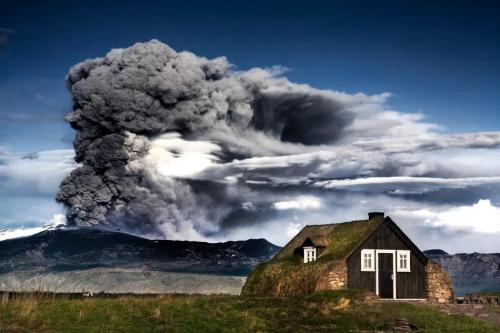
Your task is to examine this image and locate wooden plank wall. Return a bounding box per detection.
[346,221,427,299]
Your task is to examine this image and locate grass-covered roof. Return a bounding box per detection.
[241,216,386,296]
[274,216,385,262]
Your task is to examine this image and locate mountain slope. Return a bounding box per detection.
[0,227,280,276]
[0,228,281,294]
[424,249,500,295]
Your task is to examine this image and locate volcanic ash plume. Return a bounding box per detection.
[56,40,375,239]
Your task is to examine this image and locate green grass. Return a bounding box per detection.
[274,218,382,261]
[318,219,382,261]
[0,290,498,333]
[241,256,341,296]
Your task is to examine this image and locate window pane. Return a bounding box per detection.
[361,250,375,271]
[397,251,410,271]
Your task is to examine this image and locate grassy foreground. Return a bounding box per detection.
[0,290,498,333]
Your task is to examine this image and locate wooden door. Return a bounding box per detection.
[378,253,393,299]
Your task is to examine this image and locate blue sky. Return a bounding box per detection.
[1,0,500,152]
[1,1,500,252]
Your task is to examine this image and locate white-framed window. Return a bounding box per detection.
[397,250,411,272]
[303,246,316,263]
[361,249,375,271]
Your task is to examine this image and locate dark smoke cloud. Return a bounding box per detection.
[56,40,361,239]
[57,40,500,242]
[252,92,354,145]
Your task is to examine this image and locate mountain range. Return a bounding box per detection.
[0,228,498,295]
[0,227,280,294]
[424,249,500,296]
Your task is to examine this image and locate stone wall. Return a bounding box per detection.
[426,262,455,303]
[328,262,347,289]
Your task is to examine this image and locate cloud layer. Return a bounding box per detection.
[55,40,500,251]
[0,149,76,228]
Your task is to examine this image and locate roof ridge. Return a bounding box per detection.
[304,218,374,228]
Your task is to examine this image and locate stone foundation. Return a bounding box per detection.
[426,262,454,303]
[328,263,347,289]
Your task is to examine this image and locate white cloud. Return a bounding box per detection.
[400,148,500,178]
[0,149,75,230]
[241,202,257,211]
[286,221,305,238]
[409,199,500,234]
[315,176,500,190]
[0,149,77,194]
[143,132,221,179]
[273,196,323,210]
[204,189,500,252]
[49,213,67,226]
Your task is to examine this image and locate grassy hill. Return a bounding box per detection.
[241,255,341,296]
[0,290,498,332]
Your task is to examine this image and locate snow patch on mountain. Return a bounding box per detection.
[0,214,66,241]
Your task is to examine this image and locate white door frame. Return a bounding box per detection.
[375,249,396,299]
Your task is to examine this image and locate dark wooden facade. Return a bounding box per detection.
[346,218,428,299]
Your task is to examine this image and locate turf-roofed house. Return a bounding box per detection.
[242,212,454,303]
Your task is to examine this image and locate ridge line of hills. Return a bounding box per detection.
[0,228,498,295]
